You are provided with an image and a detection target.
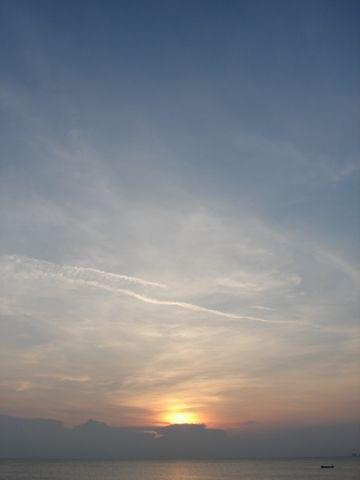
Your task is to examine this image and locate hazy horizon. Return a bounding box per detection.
[0,0,359,460]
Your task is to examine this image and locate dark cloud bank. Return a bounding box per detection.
[0,415,359,459]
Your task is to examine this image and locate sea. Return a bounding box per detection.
[0,458,359,480]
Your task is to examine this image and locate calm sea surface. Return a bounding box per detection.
[0,458,359,480]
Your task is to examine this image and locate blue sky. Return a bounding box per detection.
[0,1,359,429]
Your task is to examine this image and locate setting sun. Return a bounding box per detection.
[166,411,200,425]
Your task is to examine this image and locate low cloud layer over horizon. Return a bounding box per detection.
[1,414,359,459]
[0,0,359,454]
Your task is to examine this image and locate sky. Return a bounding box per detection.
[0,0,359,443]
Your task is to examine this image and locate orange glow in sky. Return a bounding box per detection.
[165,410,202,425]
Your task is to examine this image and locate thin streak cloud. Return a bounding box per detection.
[5,255,167,288]
[3,255,298,325]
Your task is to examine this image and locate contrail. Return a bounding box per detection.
[87,283,296,324]
[4,255,300,325]
[6,255,167,289]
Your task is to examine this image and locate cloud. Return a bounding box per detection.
[0,0,359,440]
[2,254,303,326]
[0,414,359,459]
[1,202,358,427]
[5,254,167,289]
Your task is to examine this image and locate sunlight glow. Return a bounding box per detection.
[166,411,200,425]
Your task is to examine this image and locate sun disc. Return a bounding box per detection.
[166,411,199,424]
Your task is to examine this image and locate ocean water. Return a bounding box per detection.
[0,458,359,480]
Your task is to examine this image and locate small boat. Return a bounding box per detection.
[321,465,334,468]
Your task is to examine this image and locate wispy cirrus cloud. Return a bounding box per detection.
[0,0,358,432]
